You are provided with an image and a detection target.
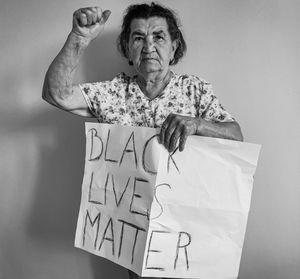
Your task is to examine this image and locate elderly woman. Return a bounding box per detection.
[43,2,243,278]
[43,3,243,153]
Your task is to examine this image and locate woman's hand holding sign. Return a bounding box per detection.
[159,114,201,153]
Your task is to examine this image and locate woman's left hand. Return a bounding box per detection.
[159,113,200,153]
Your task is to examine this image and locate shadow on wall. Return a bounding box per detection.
[82,30,135,82]
[23,31,132,278]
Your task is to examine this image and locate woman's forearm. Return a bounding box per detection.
[196,119,244,141]
[159,114,244,153]
[42,32,90,108]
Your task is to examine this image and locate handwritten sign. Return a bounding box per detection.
[75,123,261,278]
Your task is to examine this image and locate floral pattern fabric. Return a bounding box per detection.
[79,72,234,128]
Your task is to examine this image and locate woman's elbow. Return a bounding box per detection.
[42,80,51,102]
[42,80,55,105]
[42,79,62,108]
[232,121,244,142]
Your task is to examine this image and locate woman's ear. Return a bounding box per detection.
[170,39,178,64]
[125,44,132,64]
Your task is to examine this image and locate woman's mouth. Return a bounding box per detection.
[142,57,157,62]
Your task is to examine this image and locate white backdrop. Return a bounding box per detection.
[0,0,299,279]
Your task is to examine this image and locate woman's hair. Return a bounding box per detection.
[117,2,187,65]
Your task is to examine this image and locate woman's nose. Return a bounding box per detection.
[143,36,154,52]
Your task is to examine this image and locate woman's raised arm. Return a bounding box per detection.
[42,7,111,116]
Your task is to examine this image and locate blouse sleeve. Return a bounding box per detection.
[78,73,128,119]
[79,82,102,118]
[196,78,234,122]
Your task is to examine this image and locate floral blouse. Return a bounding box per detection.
[79,72,234,128]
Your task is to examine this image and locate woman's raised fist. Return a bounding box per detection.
[72,7,111,41]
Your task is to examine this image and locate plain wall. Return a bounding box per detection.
[0,0,299,278]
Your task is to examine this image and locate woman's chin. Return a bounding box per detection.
[138,64,163,75]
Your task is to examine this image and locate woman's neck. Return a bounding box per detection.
[137,70,172,100]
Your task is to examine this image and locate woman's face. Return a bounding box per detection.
[127,17,177,77]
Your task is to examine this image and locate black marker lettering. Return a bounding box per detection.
[145,230,170,271]
[88,128,103,161]
[117,219,146,264]
[111,174,131,207]
[98,217,115,256]
[88,172,108,205]
[105,129,118,163]
[174,231,191,270]
[151,183,171,220]
[167,147,180,173]
[83,210,101,249]
[130,177,149,217]
[119,131,138,168]
[142,134,159,175]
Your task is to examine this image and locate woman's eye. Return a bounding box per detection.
[155,35,164,41]
[134,37,143,41]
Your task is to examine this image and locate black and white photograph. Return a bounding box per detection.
[0,1,299,279]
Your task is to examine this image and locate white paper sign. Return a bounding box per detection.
[75,123,261,278]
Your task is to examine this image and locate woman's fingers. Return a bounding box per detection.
[73,7,111,27]
[164,119,178,151]
[169,124,182,152]
[74,7,101,27]
[84,10,92,25]
[74,10,86,26]
[160,114,174,150]
[72,7,111,41]
[85,9,97,25]
[160,114,180,152]
[179,129,188,152]
[100,10,112,24]
[159,114,171,145]
[160,114,200,153]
